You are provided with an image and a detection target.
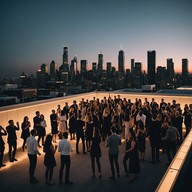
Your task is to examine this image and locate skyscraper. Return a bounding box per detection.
[157,66,166,82]
[133,62,142,88]
[98,52,103,74]
[41,64,48,73]
[80,60,87,74]
[167,58,174,82]
[70,56,78,82]
[92,62,97,76]
[60,47,69,82]
[131,59,135,73]
[118,50,125,74]
[147,50,156,84]
[182,58,189,85]
[37,64,48,88]
[70,56,78,75]
[106,62,112,79]
[63,47,68,65]
[50,60,56,81]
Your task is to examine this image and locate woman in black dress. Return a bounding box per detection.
[90,127,101,178]
[43,134,57,185]
[136,120,146,161]
[21,116,31,151]
[126,129,140,182]
[69,108,77,140]
[102,107,111,141]
[50,110,58,143]
[85,115,94,151]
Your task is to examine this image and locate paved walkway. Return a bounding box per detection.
[0,138,169,192]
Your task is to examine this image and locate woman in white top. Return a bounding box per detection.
[40,114,47,146]
[123,109,132,140]
[58,110,67,135]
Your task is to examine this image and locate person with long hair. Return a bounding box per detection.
[126,129,140,182]
[136,120,146,161]
[43,134,57,185]
[21,116,31,151]
[39,114,47,146]
[50,110,58,143]
[85,115,94,152]
[58,110,67,137]
[90,127,102,178]
[102,106,111,141]
[123,108,132,140]
[69,108,77,140]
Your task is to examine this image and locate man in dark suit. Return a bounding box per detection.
[6,120,20,162]
[76,114,86,154]
[33,111,41,147]
[106,126,121,179]
[70,100,78,114]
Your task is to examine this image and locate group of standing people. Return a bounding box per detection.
[0,95,191,186]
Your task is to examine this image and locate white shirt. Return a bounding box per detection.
[26,136,40,155]
[58,139,73,155]
[136,113,146,126]
[40,120,47,128]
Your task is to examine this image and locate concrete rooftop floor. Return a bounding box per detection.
[0,138,168,192]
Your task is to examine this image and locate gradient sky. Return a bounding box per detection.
[0,0,191,78]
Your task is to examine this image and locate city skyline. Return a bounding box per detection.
[0,0,192,78]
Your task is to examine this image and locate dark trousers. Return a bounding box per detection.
[178,128,183,145]
[37,135,44,146]
[22,138,27,150]
[109,154,119,177]
[166,141,176,163]
[76,134,85,153]
[8,141,17,161]
[151,145,160,162]
[185,124,191,136]
[91,156,101,174]
[28,154,37,181]
[45,166,54,181]
[123,152,129,173]
[59,155,70,182]
[0,145,5,165]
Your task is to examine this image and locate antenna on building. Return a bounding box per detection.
[121,43,123,50]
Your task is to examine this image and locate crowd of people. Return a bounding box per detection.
[0,95,192,185]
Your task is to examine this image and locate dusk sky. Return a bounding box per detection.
[0,0,191,78]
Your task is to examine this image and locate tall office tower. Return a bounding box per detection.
[147,50,156,84]
[81,60,87,75]
[37,64,48,88]
[133,62,142,88]
[41,64,48,73]
[50,60,56,81]
[63,47,68,65]
[182,58,189,85]
[71,56,78,75]
[106,62,112,79]
[131,59,135,73]
[118,50,125,74]
[157,66,167,82]
[167,58,174,82]
[59,63,69,82]
[70,56,78,82]
[98,51,103,74]
[92,62,97,76]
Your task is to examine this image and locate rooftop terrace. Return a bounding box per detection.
[0,91,192,192]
